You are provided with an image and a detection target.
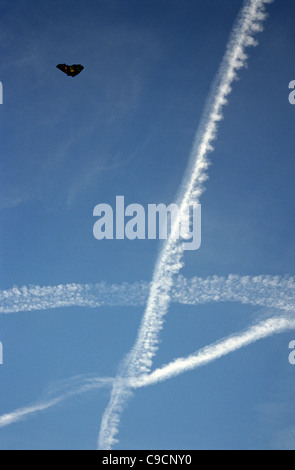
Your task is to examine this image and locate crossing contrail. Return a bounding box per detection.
[98,0,274,450]
[2,310,294,432]
[1,274,294,314]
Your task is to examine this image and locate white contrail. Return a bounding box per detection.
[98,0,274,450]
[0,398,64,429]
[0,377,113,429]
[173,275,295,312]
[131,315,295,388]
[0,281,149,314]
[1,274,294,314]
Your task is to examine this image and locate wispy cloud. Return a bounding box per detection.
[0,190,30,211]
[98,0,275,450]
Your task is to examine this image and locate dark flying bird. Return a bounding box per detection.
[56,64,84,77]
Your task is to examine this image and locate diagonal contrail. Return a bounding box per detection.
[131,314,295,388]
[0,377,113,429]
[98,0,274,450]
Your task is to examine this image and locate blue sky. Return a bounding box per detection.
[1,0,295,450]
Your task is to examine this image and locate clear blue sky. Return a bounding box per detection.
[1,0,295,450]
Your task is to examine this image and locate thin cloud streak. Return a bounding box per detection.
[0,377,113,430]
[98,0,274,450]
[0,398,66,429]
